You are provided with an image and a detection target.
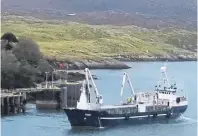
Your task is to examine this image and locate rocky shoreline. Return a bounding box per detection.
[116,57,197,62]
[47,58,131,70]
[47,55,197,70]
[114,54,197,62]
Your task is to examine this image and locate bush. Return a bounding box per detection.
[14,62,38,88]
[1,35,54,88]
[1,33,66,89]
[1,50,20,88]
[13,37,43,66]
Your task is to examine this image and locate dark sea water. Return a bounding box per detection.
[1,62,197,136]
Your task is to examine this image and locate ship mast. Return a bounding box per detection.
[155,61,182,96]
[156,61,171,91]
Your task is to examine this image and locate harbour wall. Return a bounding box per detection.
[1,82,82,115]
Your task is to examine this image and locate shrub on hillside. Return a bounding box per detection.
[1,33,54,88]
[13,37,43,66]
[1,50,20,89]
[1,33,72,89]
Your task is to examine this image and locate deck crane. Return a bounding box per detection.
[84,68,100,100]
[77,68,103,110]
[120,72,135,97]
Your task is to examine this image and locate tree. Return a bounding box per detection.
[1,32,18,43]
[1,32,18,50]
[1,50,39,88]
[13,37,43,66]
[1,50,20,88]
[1,36,60,88]
[14,62,38,88]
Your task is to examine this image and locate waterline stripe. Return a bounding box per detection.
[100,117,125,120]
[100,114,167,120]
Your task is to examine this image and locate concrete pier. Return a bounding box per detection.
[35,88,61,109]
[61,82,82,108]
[1,81,83,112]
[36,82,82,109]
[1,93,26,116]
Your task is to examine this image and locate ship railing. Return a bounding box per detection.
[87,103,101,110]
[105,106,138,115]
[146,105,169,112]
[157,99,169,105]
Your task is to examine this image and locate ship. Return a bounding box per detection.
[63,63,188,128]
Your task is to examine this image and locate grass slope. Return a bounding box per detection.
[1,15,196,61]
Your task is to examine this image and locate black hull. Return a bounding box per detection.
[64,105,187,128]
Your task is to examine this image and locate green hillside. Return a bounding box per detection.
[1,15,196,61]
